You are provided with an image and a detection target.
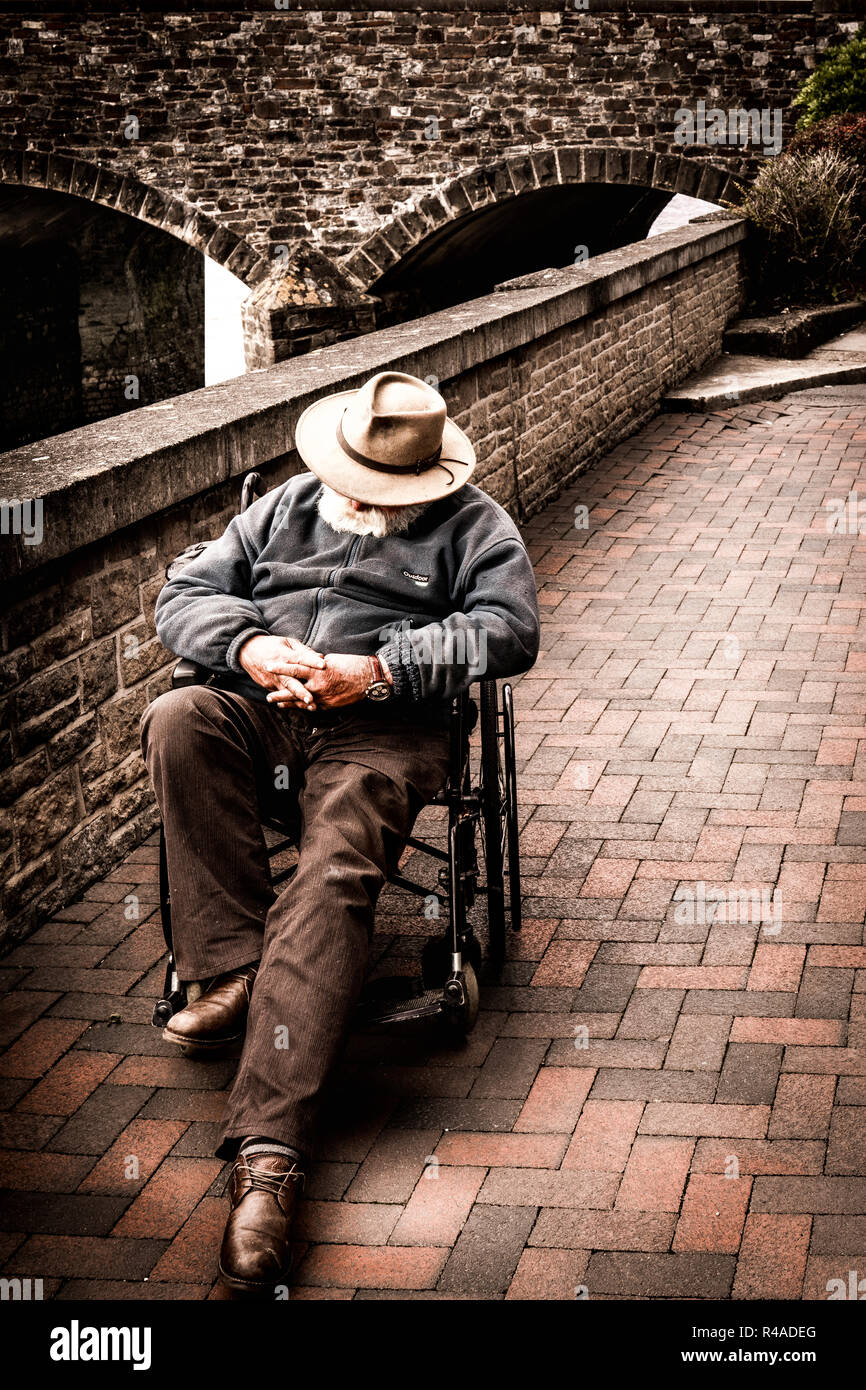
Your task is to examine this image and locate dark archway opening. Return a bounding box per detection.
[0,240,84,448]
[0,185,205,451]
[370,181,674,328]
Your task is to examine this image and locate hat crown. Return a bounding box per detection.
[293,367,475,506]
[341,372,446,467]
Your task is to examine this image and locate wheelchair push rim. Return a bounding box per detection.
[479,679,522,968]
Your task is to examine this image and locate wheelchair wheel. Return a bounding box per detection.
[479,681,521,965]
[502,683,522,933]
[152,825,188,1028]
[442,960,480,1034]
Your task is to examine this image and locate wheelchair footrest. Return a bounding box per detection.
[355,978,444,1026]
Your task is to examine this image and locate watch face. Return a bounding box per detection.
[367,681,391,701]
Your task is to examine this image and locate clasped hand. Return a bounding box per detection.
[238,634,372,710]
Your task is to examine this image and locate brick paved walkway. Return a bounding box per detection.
[2,387,865,1301]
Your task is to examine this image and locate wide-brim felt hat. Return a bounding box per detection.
[294,370,476,506]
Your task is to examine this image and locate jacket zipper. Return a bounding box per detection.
[305,533,363,645]
[335,534,363,579]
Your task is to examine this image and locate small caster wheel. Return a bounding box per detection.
[442,962,479,1035]
[152,1000,172,1028]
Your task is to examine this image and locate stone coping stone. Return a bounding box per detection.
[663,353,866,411]
[3,1,818,10]
[0,216,746,585]
[723,302,866,359]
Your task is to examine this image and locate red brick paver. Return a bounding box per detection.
[2,389,865,1299]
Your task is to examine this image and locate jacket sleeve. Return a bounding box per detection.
[154,489,284,675]
[378,536,540,703]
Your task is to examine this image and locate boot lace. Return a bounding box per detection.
[230,1155,305,1201]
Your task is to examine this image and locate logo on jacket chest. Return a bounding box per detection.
[402,569,430,586]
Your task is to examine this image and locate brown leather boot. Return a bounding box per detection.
[218,1151,304,1298]
[162,963,258,1053]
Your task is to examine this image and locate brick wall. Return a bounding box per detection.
[0,216,746,948]
[1,3,857,270]
[75,216,206,429]
[454,241,743,517]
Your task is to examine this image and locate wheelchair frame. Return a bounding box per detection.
[151,472,522,1038]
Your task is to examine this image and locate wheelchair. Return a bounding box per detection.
[151,471,522,1039]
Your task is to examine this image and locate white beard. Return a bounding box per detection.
[317,485,429,538]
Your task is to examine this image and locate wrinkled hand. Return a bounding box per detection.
[238,634,326,709]
[265,653,376,710]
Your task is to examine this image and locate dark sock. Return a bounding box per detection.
[239,1135,306,1169]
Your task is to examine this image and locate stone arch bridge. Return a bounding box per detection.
[0,0,859,444]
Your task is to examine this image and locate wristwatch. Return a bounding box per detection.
[365,654,392,702]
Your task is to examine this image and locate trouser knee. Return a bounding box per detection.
[140,685,228,766]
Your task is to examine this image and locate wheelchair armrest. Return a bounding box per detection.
[172,658,214,689]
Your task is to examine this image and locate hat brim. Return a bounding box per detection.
[294,388,476,506]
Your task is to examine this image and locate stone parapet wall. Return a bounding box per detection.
[459,237,743,516]
[0,216,747,947]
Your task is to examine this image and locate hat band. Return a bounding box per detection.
[337,414,446,476]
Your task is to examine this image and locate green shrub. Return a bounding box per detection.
[727,149,866,308]
[793,26,866,130]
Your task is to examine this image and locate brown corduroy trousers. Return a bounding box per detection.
[140,684,451,1159]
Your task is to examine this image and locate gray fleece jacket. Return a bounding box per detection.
[154,473,540,716]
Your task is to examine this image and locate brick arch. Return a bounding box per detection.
[343,144,744,292]
[0,148,271,287]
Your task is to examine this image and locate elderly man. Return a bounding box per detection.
[141,370,540,1296]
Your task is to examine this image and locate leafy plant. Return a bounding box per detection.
[793,26,866,130]
[789,112,866,176]
[727,149,866,308]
